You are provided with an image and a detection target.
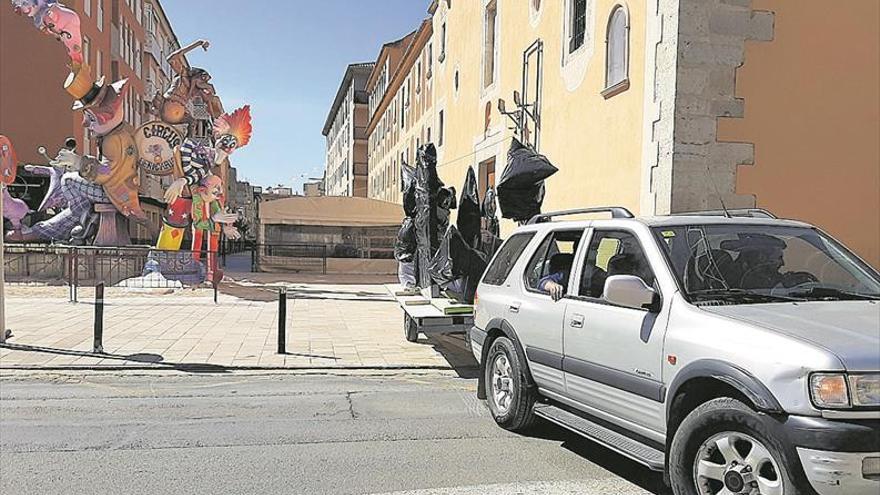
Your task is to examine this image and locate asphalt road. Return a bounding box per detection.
[0,371,671,495]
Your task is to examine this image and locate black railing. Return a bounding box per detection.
[3,244,221,299]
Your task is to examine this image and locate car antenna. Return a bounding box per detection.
[704,165,732,218]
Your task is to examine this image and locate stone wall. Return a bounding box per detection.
[640,0,681,215]
[669,0,774,212]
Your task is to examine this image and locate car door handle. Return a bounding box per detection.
[509,302,521,313]
[570,313,585,328]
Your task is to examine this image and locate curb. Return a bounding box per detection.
[0,364,476,372]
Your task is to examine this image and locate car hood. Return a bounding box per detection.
[702,301,880,371]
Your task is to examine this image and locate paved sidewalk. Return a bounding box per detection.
[0,283,476,371]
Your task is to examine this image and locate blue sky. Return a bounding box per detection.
[162,0,430,191]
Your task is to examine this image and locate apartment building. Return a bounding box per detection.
[0,0,196,244]
[366,20,434,204]
[303,180,324,197]
[322,63,375,197]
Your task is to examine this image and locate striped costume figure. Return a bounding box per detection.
[179,137,214,187]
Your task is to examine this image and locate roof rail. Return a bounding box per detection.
[527,207,635,225]
[675,208,777,219]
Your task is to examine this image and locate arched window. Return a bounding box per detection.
[603,5,630,97]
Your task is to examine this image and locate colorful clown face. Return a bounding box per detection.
[215,134,238,154]
[82,81,126,136]
[211,105,252,162]
[197,175,224,203]
[11,0,50,17]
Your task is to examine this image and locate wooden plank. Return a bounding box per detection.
[431,299,474,315]
[403,299,431,306]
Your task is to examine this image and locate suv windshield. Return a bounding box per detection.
[653,224,880,304]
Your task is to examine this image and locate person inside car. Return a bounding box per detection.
[538,253,574,301]
[724,233,817,289]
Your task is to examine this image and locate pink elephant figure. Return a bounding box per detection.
[2,185,31,233]
[11,0,83,65]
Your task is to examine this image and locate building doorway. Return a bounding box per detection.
[479,157,496,198]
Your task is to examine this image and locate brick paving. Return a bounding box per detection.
[0,283,476,371]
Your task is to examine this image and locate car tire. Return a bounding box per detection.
[669,397,798,495]
[404,314,418,343]
[484,336,537,432]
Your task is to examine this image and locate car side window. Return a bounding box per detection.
[524,230,583,293]
[482,232,536,286]
[579,230,656,298]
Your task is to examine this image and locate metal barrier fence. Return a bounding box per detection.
[3,243,221,300]
[250,243,396,274]
[252,244,328,274]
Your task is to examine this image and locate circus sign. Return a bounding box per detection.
[135,121,182,176]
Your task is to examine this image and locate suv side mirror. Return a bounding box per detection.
[603,275,659,312]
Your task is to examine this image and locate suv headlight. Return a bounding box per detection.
[810,373,880,408]
[849,374,880,407]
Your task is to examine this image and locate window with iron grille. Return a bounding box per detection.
[570,0,587,53]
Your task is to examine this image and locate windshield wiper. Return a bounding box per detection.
[785,287,880,301]
[689,288,801,304]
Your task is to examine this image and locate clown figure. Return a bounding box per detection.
[11,0,84,66]
[158,105,252,251]
[191,175,239,278]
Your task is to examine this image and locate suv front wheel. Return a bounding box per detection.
[669,397,796,495]
[484,336,537,432]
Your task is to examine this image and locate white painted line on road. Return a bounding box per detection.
[367,480,652,495]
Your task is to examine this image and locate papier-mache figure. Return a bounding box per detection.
[191,175,239,278]
[7,68,145,243]
[157,106,252,250]
[11,0,84,66]
[0,135,17,186]
[1,135,32,234]
[147,39,224,125]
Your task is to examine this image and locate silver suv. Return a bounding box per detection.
[470,207,880,495]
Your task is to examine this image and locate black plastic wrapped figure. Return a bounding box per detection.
[480,187,503,259]
[401,161,417,217]
[413,144,443,292]
[457,166,481,250]
[428,225,488,303]
[496,138,558,223]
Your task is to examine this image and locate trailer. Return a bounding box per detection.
[385,285,474,342]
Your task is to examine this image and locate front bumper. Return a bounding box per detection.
[777,415,880,495]
[797,448,879,495]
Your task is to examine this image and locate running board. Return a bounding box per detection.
[533,403,665,471]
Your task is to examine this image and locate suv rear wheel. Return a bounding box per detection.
[484,336,537,432]
[669,397,795,495]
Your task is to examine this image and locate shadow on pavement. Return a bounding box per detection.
[219,282,395,303]
[423,334,480,379]
[0,343,230,374]
[522,421,671,494]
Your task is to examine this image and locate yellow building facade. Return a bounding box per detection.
[424,0,877,266]
[430,0,659,237]
[367,20,435,204]
[355,1,879,265]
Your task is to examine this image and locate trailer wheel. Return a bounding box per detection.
[404,314,419,342]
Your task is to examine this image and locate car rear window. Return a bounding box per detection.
[482,232,536,286]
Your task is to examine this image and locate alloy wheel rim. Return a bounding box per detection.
[694,432,783,495]
[490,353,513,415]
